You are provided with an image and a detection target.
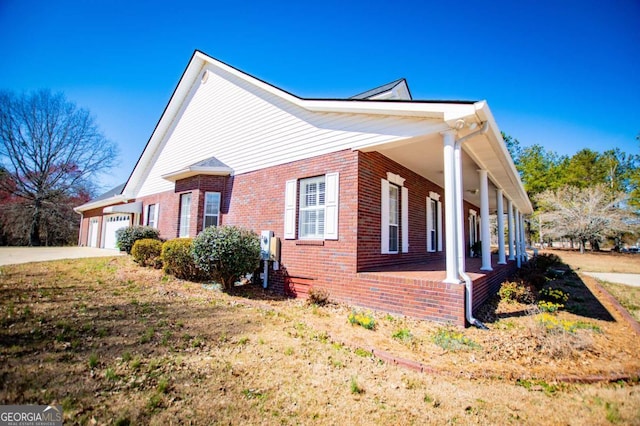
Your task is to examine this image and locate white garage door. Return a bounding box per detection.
[103,215,130,249]
[88,218,99,248]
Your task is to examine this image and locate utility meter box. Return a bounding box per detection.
[260,230,273,261]
[260,230,280,262]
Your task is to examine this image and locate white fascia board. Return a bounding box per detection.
[161,166,233,182]
[471,101,533,214]
[301,99,476,119]
[73,195,128,213]
[123,53,207,198]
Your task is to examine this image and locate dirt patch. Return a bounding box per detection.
[1,257,639,424]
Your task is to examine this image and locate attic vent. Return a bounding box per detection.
[201,71,209,84]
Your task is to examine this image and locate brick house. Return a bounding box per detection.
[75,50,532,327]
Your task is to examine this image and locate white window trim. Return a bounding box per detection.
[427,192,442,252]
[381,174,408,254]
[299,176,326,240]
[283,173,339,240]
[469,209,478,249]
[146,203,159,228]
[179,193,192,238]
[203,192,221,229]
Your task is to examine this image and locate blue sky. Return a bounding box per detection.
[1,0,638,191]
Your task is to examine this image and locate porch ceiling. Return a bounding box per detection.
[362,133,496,211]
[360,129,532,214]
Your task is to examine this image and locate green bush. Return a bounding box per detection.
[131,239,163,268]
[191,226,261,290]
[161,238,206,280]
[116,226,160,254]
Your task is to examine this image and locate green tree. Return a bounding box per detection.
[516,144,563,202]
[558,148,608,188]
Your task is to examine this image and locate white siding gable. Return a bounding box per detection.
[137,66,441,198]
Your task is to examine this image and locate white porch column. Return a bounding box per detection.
[442,130,459,283]
[520,214,527,261]
[478,169,492,271]
[507,199,515,260]
[496,189,506,264]
[515,209,521,268]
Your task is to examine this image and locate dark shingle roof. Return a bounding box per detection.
[92,183,125,202]
[192,156,229,168]
[350,78,409,100]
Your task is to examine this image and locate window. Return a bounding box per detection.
[469,209,478,254]
[388,184,399,252]
[427,192,442,252]
[381,173,408,254]
[203,192,221,229]
[299,176,326,239]
[179,193,192,237]
[284,173,339,240]
[146,204,158,228]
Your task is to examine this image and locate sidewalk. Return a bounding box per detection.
[0,247,123,266]
[582,272,640,288]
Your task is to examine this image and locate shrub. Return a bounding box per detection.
[161,238,206,280]
[307,287,330,306]
[498,281,536,304]
[348,310,375,330]
[116,226,160,254]
[534,253,562,272]
[131,239,163,268]
[191,226,261,290]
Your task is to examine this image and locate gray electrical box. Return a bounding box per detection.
[260,230,280,262]
[260,230,273,261]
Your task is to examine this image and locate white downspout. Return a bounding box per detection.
[454,121,489,329]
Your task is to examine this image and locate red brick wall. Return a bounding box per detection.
[80,149,507,325]
[78,207,104,247]
[357,151,446,270]
[221,149,360,297]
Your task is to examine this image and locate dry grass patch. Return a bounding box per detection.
[597,281,640,322]
[549,249,640,274]
[1,256,639,425]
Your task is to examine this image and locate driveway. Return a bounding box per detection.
[582,272,640,288]
[0,247,124,266]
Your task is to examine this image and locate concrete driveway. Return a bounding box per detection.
[0,247,124,266]
[582,272,640,288]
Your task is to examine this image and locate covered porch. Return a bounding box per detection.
[355,102,532,326]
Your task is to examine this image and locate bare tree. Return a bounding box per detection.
[0,90,117,246]
[535,184,634,253]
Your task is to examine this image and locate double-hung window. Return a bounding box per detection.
[146,204,158,228]
[427,192,442,252]
[179,193,191,238]
[283,173,339,240]
[203,192,221,229]
[299,176,326,239]
[381,172,408,254]
[388,184,400,252]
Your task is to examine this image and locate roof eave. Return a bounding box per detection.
[74,195,129,213]
[161,166,233,182]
